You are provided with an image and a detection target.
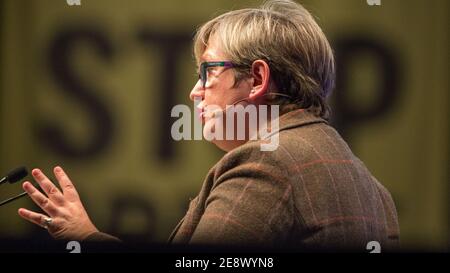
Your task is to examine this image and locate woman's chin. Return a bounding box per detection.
[203,118,249,152]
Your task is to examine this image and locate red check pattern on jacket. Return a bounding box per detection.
[168,109,400,250]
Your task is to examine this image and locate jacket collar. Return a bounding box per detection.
[261,109,328,140]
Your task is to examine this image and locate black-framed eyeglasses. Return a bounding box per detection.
[198,61,235,88]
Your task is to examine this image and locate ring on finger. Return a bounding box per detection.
[42,216,53,229]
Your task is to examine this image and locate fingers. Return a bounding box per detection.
[31,168,65,204]
[18,208,50,228]
[53,166,79,202]
[22,181,59,217]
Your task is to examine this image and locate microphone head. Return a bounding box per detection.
[7,166,28,183]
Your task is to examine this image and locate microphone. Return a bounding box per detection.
[0,166,28,186]
[0,166,29,207]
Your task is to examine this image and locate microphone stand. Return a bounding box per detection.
[0,191,27,207]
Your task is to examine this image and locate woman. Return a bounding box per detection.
[18,0,399,250]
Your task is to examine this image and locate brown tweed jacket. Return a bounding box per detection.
[167,109,399,250]
[87,109,399,251]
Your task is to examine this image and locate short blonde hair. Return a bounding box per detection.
[194,0,335,119]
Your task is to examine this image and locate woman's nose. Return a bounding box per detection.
[189,80,205,101]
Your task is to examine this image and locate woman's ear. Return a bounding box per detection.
[248,60,270,101]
